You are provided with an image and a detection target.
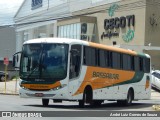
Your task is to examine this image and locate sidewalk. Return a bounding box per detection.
[151,89,160,111]
[0,79,19,95]
[151,89,160,99]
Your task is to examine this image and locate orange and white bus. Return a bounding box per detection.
[13,38,151,107]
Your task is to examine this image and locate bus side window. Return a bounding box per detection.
[108,51,113,68]
[99,49,106,67]
[131,56,135,71]
[69,45,82,79]
[143,58,150,73]
[122,54,132,71]
[105,50,110,67]
[83,46,96,66]
[139,57,143,72]
[134,56,140,72]
[112,52,121,69]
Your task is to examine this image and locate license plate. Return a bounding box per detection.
[35,93,44,97]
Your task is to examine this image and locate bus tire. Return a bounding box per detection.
[42,99,49,106]
[79,86,93,108]
[125,89,133,106]
[78,89,87,108]
[123,89,134,106]
[117,89,134,106]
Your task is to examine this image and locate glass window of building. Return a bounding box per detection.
[33,25,47,38]
[58,23,96,41]
[70,24,74,38]
[23,30,29,42]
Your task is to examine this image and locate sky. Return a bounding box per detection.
[0,0,24,26]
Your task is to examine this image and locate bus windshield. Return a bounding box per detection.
[20,43,69,82]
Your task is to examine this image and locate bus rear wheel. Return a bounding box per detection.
[125,89,133,106]
[117,89,133,106]
[42,99,49,106]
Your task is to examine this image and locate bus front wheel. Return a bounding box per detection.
[78,90,87,108]
[42,99,49,106]
[79,86,93,108]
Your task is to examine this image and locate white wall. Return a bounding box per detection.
[15,0,68,19]
[0,26,16,60]
[69,0,121,12]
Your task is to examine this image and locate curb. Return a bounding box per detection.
[0,93,19,95]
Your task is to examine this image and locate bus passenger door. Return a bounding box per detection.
[68,45,82,98]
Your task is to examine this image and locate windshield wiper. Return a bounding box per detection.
[26,64,40,79]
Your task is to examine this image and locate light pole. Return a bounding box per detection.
[4,49,9,94]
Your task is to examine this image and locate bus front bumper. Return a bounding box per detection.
[19,87,66,99]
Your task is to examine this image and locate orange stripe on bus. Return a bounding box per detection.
[89,42,137,56]
[22,81,61,90]
[73,66,135,96]
[145,79,150,90]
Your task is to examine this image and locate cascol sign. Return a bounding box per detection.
[104,15,135,30]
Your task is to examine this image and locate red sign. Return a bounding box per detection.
[4,57,9,65]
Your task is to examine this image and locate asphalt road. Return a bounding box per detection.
[0,94,159,111]
[0,81,160,119]
[0,91,160,120]
[0,81,160,111]
[0,89,159,110]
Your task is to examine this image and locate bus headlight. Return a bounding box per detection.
[52,84,67,91]
[19,80,29,90]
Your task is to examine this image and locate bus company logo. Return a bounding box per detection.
[1,112,43,118]
[2,112,11,117]
[92,71,119,80]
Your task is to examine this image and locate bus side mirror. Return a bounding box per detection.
[13,52,21,69]
[13,56,16,67]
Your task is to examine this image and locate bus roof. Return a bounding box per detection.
[23,38,147,57]
[23,38,86,45]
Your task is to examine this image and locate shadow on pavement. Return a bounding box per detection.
[23,101,154,111]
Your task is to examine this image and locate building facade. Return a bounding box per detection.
[14,0,160,69]
[0,26,16,71]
